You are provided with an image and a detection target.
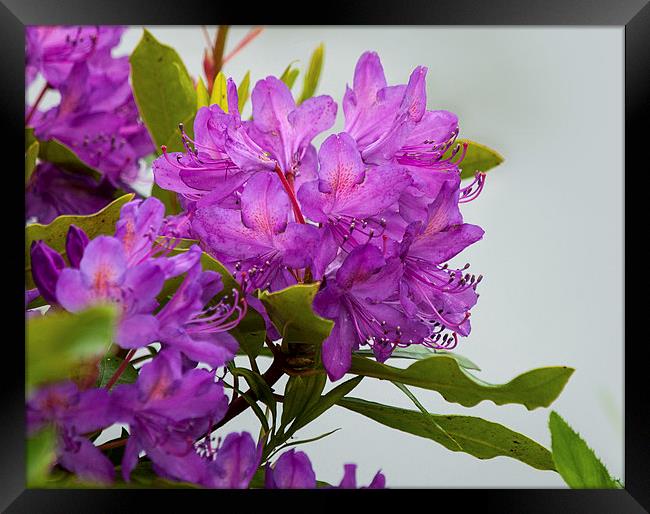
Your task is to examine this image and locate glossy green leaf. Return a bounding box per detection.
[280,373,327,430]
[350,355,573,410]
[25,140,39,184]
[446,139,504,180]
[339,398,556,471]
[258,283,333,346]
[38,137,102,180]
[549,411,619,488]
[280,61,300,90]
[238,71,251,112]
[354,346,481,371]
[96,355,139,389]
[159,249,266,358]
[130,29,197,153]
[196,77,210,110]
[27,305,117,391]
[27,425,57,487]
[298,44,324,104]
[210,71,228,111]
[290,375,363,434]
[25,194,134,289]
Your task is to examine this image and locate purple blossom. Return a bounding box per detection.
[265,449,386,489]
[314,244,428,381]
[30,240,66,305]
[191,173,320,292]
[27,382,118,484]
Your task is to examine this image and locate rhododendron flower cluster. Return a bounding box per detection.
[153,51,485,381]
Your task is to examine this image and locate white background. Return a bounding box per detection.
[41,27,626,488]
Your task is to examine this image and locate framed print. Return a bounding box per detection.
[2,0,647,511]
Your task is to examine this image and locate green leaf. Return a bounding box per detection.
[446,139,504,180]
[130,29,197,153]
[392,382,461,450]
[25,194,134,290]
[158,249,266,358]
[280,62,300,90]
[280,373,327,430]
[549,411,619,488]
[258,283,333,347]
[238,71,251,113]
[27,425,57,487]
[25,140,39,184]
[231,367,277,426]
[354,346,481,371]
[297,44,324,104]
[349,355,573,410]
[27,306,117,391]
[290,375,363,434]
[96,355,139,389]
[210,71,228,111]
[150,182,181,216]
[196,77,210,110]
[339,397,556,471]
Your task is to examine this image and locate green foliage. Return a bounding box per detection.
[297,44,324,104]
[130,29,197,154]
[258,283,333,347]
[280,373,327,431]
[27,425,57,487]
[25,193,134,289]
[280,62,300,90]
[96,355,139,389]
[446,139,504,180]
[26,306,117,392]
[549,411,619,488]
[349,355,573,410]
[210,71,228,111]
[238,71,251,112]
[196,77,210,110]
[354,346,481,371]
[25,140,39,184]
[339,398,556,471]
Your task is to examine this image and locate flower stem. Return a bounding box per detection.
[25,82,50,126]
[105,349,136,390]
[222,27,264,66]
[274,165,305,224]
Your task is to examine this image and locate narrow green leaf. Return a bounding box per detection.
[290,376,363,434]
[258,283,333,347]
[96,355,139,388]
[280,373,327,430]
[196,77,210,110]
[37,137,102,180]
[210,71,228,111]
[130,29,197,153]
[27,425,57,487]
[298,44,324,104]
[238,71,251,113]
[27,306,118,391]
[549,411,619,488]
[339,397,556,471]
[392,382,461,450]
[231,367,277,425]
[25,140,39,184]
[25,194,134,289]
[280,62,300,90]
[444,139,504,180]
[350,355,573,410]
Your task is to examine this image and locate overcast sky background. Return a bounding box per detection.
[31,26,624,488]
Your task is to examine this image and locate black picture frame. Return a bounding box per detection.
[3,1,647,511]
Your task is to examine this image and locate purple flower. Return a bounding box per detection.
[27,382,118,484]
[154,262,241,368]
[265,449,386,489]
[25,163,115,224]
[112,349,229,483]
[314,244,428,381]
[30,240,66,305]
[396,180,484,341]
[201,432,262,488]
[297,132,411,277]
[191,173,320,292]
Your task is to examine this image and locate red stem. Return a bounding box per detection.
[25,82,50,126]
[222,27,264,66]
[274,165,305,224]
[105,349,136,390]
